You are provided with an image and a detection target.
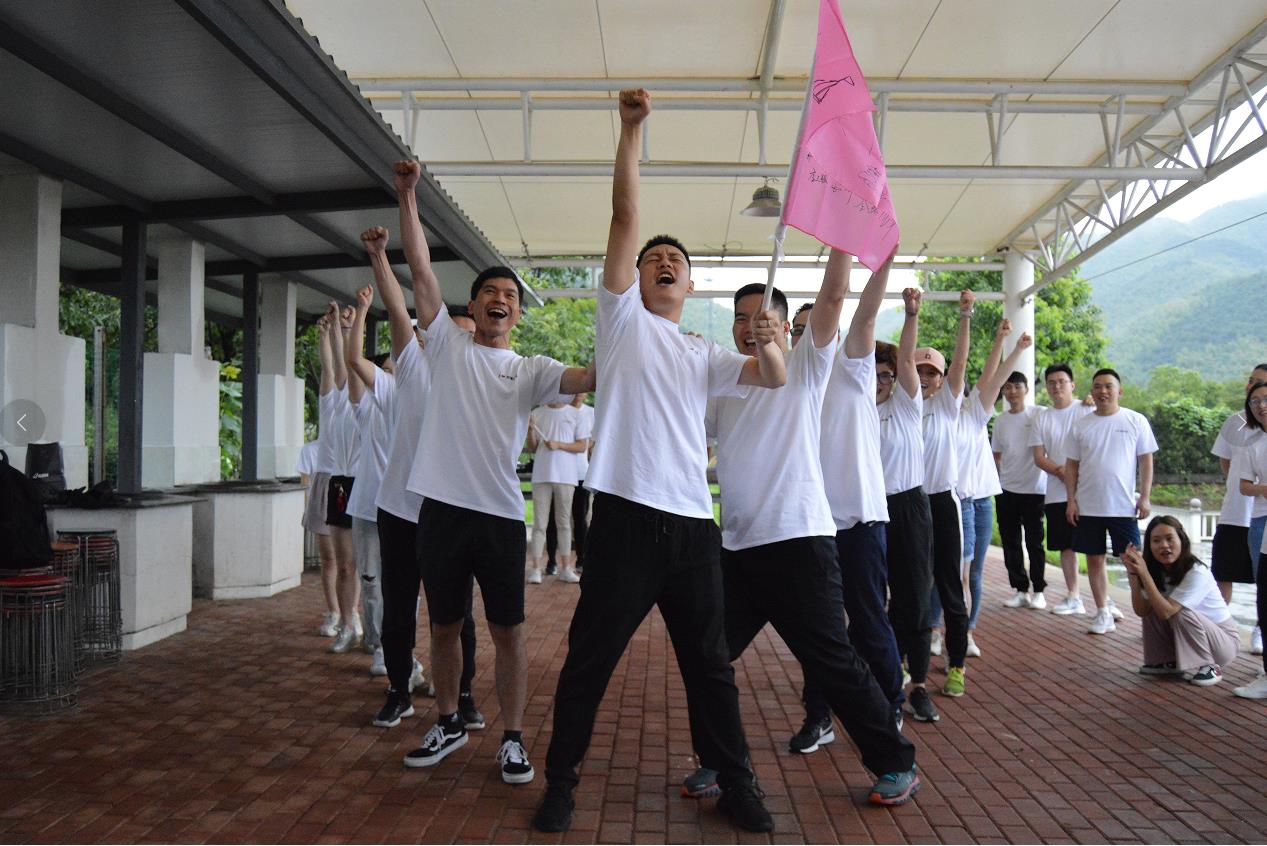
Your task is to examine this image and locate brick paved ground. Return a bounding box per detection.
[2,549,1266,844]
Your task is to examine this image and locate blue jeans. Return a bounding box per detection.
[1251,515,1267,580]
[932,496,992,631]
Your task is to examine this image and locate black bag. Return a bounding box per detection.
[0,449,52,568]
[24,441,66,501]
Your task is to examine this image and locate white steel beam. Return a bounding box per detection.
[427,162,1202,180]
[518,258,1005,271]
[531,287,1006,301]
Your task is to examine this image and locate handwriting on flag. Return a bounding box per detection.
[781,0,899,272]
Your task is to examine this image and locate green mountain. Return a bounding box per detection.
[1080,192,1267,384]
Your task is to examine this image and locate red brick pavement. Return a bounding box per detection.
[2,550,1265,844]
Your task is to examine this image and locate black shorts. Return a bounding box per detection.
[416,498,526,627]
[1071,515,1139,557]
[1211,524,1254,583]
[325,475,355,529]
[1045,502,1075,551]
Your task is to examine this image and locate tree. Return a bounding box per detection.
[910,261,1107,387]
[509,266,596,366]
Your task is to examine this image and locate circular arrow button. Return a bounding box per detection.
[1,399,47,446]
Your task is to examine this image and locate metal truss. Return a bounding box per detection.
[1004,21,1267,296]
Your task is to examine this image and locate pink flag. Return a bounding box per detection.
[782,0,899,272]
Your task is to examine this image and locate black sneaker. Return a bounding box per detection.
[403,722,468,768]
[717,782,774,833]
[532,781,575,832]
[458,693,485,730]
[788,717,835,754]
[496,738,535,784]
[373,689,414,728]
[894,705,904,732]
[545,561,558,576]
[906,686,940,723]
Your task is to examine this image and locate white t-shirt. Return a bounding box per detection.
[296,440,318,477]
[346,369,396,523]
[375,338,431,523]
[921,385,962,495]
[1214,411,1266,521]
[405,306,567,522]
[992,405,1048,495]
[1029,402,1093,504]
[1065,407,1158,517]
[574,404,595,481]
[708,326,836,550]
[316,387,360,476]
[820,347,889,528]
[585,283,747,520]
[1166,562,1232,624]
[530,404,582,486]
[956,389,1001,500]
[877,384,924,495]
[1219,448,1254,527]
[1242,437,1267,525]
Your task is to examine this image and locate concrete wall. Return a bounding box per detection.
[0,323,88,487]
[192,489,304,599]
[142,352,221,488]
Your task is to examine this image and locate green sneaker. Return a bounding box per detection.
[941,666,965,697]
[901,661,911,687]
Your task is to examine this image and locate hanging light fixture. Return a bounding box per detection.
[740,178,782,217]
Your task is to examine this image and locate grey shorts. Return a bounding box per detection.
[302,471,332,536]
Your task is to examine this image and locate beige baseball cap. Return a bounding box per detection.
[914,347,946,374]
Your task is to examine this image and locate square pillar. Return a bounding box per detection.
[0,170,88,487]
[156,237,205,355]
[256,279,304,478]
[1003,250,1036,389]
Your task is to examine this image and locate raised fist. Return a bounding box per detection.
[959,289,976,311]
[356,285,373,311]
[1016,332,1033,349]
[750,309,781,347]
[902,287,922,315]
[393,160,421,194]
[618,88,651,127]
[361,226,389,255]
[340,306,354,330]
[997,318,1012,336]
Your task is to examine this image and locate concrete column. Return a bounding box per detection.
[142,234,220,488]
[256,280,304,478]
[0,170,88,487]
[1003,249,1036,389]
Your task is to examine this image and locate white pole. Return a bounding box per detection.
[1003,250,1036,387]
[761,50,816,313]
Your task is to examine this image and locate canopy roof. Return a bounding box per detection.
[293,0,1267,290]
[0,0,515,324]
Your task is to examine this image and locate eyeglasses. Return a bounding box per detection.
[876,372,896,384]
[1250,398,1267,409]
[1046,379,1072,388]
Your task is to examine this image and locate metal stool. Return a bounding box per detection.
[55,530,121,667]
[0,574,78,714]
[49,542,86,674]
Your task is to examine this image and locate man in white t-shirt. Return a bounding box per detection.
[689,264,918,807]
[391,161,594,785]
[1065,368,1159,635]
[993,371,1049,609]
[360,227,483,734]
[526,401,586,583]
[534,89,786,835]
[1030,364,1094,616]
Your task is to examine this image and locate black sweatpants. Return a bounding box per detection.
[545,493,753,790]
[928,490,969,668]
[377,508,477,697]
[701,536,915,777]
[996,491,1047,593]
[885,487,934,684]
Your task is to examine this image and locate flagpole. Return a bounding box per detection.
[761,49,817,314]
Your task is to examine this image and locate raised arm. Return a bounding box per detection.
[317,309,335,397]
[738,309,788,388]
[947,289,975,397]
[392,160,444,327]
[978,319,1010,390]
[977,332,1032,412]
[345,285,378,400]
[559,361,597,395]
[843,250,894,358]
[896,288,921,399]
[603,89,650,295]
[327,304,351,391]
[810,248,853,349]
[361,226,416,358]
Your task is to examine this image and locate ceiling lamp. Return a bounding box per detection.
[740,179,782,217]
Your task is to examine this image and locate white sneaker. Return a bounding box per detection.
[1028,592,1047,610]
[317,612,339,637]
[1050,595,1085,616]
[329,625,360,653]
[929,630,943,656]
[1087,608,1117,635]
[370,646,388,676]
[527,568,542,584]
[496,738,536,784]
[1107,600,1125,621]
[1251,626,1263,655]
[1003,591,1031,608]
[408,658,427,694]
[559,567,581,584]
[966,632,981,658]
[1233,671,1267,699]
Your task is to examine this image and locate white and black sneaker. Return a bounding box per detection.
[374,689,414,728]
[404,721,468,768]
[496,738,536,784]
[788,717,835,753]
[458,693,486,730]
